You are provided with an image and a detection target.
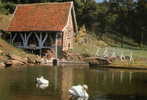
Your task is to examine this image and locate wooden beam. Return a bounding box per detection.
[42,32,48,47]
[10,33,12,44]
[20,33,24,41]
[20,33,25,47]
[12,33,17,45]
[25,32,32,47]
[39,33,43,48]
[35,32,40,41]
[23,33,28,48]
[24,33,27,41]
[35,32,42,49]
[55,32,59,59]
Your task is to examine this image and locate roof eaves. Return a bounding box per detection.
[17,1,73,7]
[7,5,18,31]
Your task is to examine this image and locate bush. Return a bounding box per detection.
[4,2,15,14]
[0,2,15,14]
[81,53,90,57]
[0,3,7,13]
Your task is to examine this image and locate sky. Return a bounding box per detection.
[96,0,104,3]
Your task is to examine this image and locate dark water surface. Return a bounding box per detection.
[0,66,147,100]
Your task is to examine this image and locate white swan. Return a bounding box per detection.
[36,76,49,85]
[36,83,49,89]
[69,84,89,98]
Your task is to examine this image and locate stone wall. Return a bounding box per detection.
[62,11,74,51]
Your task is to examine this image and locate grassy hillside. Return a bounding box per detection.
[0,39,26,56]
[72,26,147,66]
[73,26,147,56]
[0,14,12,30]
[0,13,27,62]
[0,38,37,63]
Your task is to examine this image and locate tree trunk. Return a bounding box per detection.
[140,32,144,48]
[121,35,124,48]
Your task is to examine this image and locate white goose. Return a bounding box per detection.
[36,76,49,85]
[69,84,89,98]
[36,83,49,89]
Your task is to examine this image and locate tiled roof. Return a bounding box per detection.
[7,2,72,31]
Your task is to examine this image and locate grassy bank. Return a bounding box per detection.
[0,38,37,63]
[0,12,39,64]
[0,13,12,30]
[72,27,147,67]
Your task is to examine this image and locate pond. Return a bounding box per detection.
[0,66,147,100]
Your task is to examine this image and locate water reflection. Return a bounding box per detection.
[91,69,135,88]
[53,67,58,91]
[77,97,88,100]
[0,67,147,100]
[60,67,74,100]
[71,97,89,100]
[109,71,134,84]
[36,83,49,89]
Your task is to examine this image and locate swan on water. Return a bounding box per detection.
[36,76,49,85]
[69,84,89,98]
[36,83,49,89]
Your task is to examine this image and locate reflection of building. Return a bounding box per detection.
[53,67,87,100]
[60,67,73,100]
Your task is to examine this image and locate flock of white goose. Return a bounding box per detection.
[36,76,89,99]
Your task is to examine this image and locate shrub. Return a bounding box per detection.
[3,2,15,14]
[0,2,15,14]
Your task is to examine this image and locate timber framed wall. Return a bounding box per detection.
[7,2,78,57]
